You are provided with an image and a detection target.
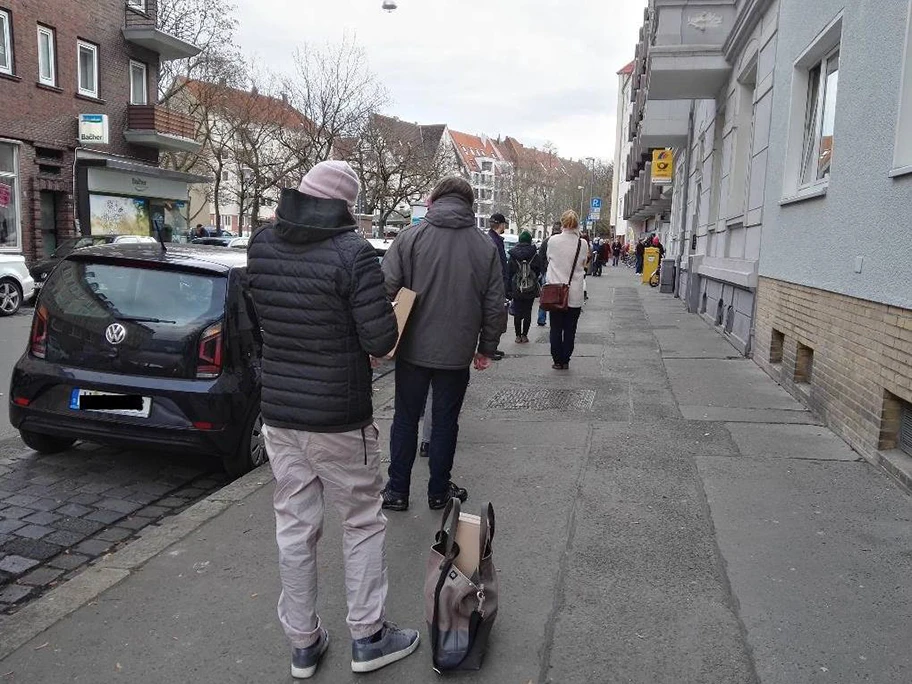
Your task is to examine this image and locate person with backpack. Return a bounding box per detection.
[508,230,543,343]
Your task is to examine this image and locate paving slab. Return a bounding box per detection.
[667,359,805,411]
[725,423,861,461]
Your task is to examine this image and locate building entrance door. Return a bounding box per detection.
[40,191,58,257]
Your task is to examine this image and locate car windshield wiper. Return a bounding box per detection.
[114,315,178,324]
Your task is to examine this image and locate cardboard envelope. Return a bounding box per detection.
[386,287,416,359]
[454,512,482,577]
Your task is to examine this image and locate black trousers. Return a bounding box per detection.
[550,307,582,364]
[513,298,534,336]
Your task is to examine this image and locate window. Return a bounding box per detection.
[221,170,231,181]
[77,40,98,98]
[0,142,21,250]
[223,215,233,228]
[800,49,839,185]
[892,1,912,176]
[130,60,147,105]
[0,9,12,75]
[37,25,55,86]
[126,0,147,11]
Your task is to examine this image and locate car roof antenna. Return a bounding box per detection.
[152,215,167,253]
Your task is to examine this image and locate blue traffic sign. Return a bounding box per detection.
[590,198,602,209]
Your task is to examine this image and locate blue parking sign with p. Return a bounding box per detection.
[591,198,602,209]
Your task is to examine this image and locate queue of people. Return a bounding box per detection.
[247,159,620,679]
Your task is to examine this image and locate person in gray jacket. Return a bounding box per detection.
[380,176,505,511]
[248,160,419,679]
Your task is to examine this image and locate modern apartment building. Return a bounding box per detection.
[610,60,635,242]
[623,0,912,477]
[0,0,204,261]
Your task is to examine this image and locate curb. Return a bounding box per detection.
[0,463,273,661]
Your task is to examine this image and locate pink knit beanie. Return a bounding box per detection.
[298,161,360,207]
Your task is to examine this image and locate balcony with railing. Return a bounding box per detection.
[644,0,736,100]
[623,162,672,222]
[124,105,201,153]
[123,0,201,61]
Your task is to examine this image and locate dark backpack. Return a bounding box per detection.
[512,259,538,296]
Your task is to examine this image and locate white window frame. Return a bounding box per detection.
[780,13,843,206]
[77,40,99,98]
[129,60,147,105]
[223,215,233,228]
[891,1,912,177]
[126,0,147,11]
[0,141,22,253]
[0,10,12,76]
[798,47,839,187]
[37,25,56,87]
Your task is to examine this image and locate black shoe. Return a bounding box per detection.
[418,442,429,458]
[381,487,409,512]
[492,350,505,360]
[428,482,468,510]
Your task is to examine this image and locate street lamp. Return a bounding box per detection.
[578,185,585,221]
[382,1,398,11]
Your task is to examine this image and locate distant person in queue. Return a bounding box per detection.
[508,230,543,343]
[546,210,588,370]
[247,160,420,679]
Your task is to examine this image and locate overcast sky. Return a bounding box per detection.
[235,0,646,162]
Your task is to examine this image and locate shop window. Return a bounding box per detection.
[795,342,814,384]
[0,9,12,76]
[37,25,56,87]
[77,40,98,98]
[892,1,912,176]
[130,60,147,105]
[0,142,20,251]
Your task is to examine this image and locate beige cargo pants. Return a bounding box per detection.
[265,422,388,647]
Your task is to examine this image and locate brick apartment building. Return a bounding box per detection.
[0,0,204,263]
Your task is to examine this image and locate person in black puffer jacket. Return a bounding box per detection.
[508,230,543,343]
[247,160,420,677]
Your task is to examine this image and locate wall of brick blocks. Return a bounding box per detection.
[754,277,912,470]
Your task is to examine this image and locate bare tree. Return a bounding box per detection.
[345,115,445,231]
[285,36,389,166]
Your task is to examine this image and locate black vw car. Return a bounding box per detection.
[8,244,265,476]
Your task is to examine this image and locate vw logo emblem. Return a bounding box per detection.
[105,323,127,345]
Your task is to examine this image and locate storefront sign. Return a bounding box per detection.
[78,114,110,145]
[87,167,187,201]
[0,183,10,208]
[652,149,674,184]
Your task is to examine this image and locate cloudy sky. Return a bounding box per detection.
[235,0,646,162]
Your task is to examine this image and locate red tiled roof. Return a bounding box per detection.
[178,78,310,129]
[618,60,636,75]
[449,129,503,173]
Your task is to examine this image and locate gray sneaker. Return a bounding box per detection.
[351,622,420,673]
[292,628,329,679]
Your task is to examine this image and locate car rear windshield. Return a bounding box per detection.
[45,260,227,326]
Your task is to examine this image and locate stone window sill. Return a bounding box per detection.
[779,183,828,206]
[0,72,21,83]
[888,164,912,179]
[75,93,106,105]
[36,82,63,94]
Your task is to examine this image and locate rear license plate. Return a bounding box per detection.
[69,389,151,418]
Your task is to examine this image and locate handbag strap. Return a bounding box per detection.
[477,503,495,562]
[438,497,462,561]
[565,237,583,287]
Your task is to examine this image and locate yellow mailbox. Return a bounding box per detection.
[642,247,660,284]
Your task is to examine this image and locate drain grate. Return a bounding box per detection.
[487,388,596,411]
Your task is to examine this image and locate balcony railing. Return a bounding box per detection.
[123,0,201,61]
[124,105,201,153]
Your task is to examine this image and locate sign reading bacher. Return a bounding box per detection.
[652,149,673,184]
[78,114,109,145]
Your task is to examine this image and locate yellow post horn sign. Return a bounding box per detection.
[652,149,673,184]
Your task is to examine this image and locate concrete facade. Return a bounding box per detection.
[756,0,912,469]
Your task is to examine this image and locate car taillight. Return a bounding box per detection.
[30,306,48,359]
[196,322,223,379]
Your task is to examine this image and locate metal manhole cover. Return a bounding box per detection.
[487,388,596,411]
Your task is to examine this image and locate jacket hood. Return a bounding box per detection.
[425,195,476,230]
[272,188,357,244]
[509,243,538,261]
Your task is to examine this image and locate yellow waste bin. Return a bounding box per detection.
[642,247,660,284]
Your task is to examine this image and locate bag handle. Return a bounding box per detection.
[437,497,462,562]
[566,238,582,287]
[477,503,495,562]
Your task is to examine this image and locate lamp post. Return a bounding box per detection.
[586,156,595,229]
[578,185,585,221]
[382,1,398,10]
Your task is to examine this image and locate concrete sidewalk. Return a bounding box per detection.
[1,270,910,683]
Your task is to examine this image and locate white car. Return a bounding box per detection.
[0,254,36,316]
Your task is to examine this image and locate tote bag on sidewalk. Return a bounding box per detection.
[424,499,498,672]
[539,238,582,312]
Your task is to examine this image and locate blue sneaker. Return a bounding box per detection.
[292,628,329,679]
[351,622,420,673]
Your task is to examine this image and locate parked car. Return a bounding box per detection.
[8,244,264,476]
[367,238,392,262]
[191,236,248,249]
[29,235,158,294]
[0,255,36,316]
